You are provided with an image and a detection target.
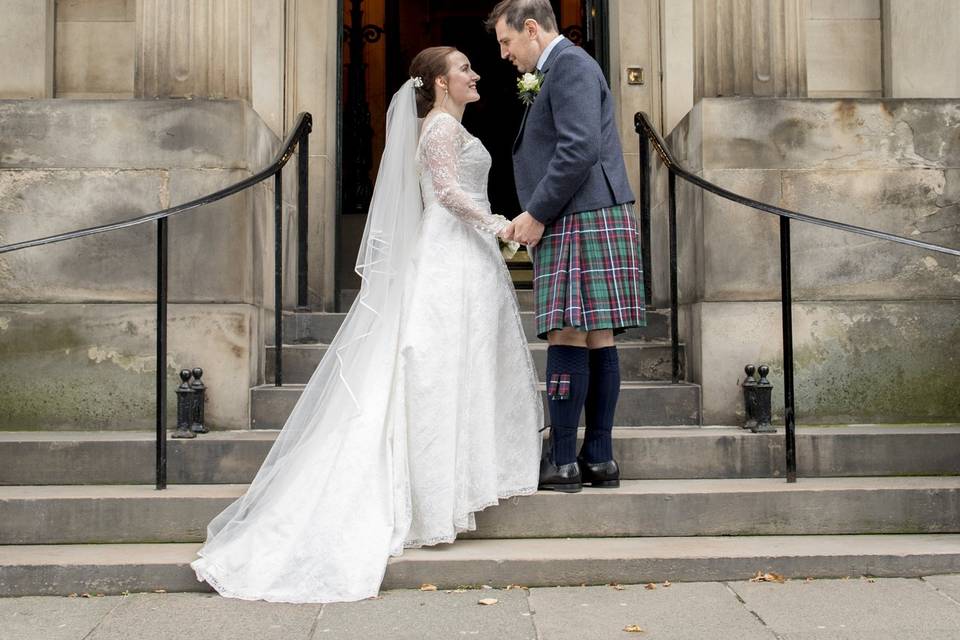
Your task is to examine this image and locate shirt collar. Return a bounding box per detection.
[536,34,565,72]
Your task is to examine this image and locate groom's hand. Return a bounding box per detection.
[499,221,515,241]
[512,212,545,248]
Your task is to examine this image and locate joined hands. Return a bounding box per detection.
[500,212,545,248]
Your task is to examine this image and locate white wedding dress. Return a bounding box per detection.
[190,83,542,604]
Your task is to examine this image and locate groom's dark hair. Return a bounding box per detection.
[485,0,558,33]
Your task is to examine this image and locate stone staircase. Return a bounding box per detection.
[1,299,959,597]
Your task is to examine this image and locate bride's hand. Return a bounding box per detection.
[499,221,516,241]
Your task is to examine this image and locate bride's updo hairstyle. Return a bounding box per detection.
[409,46,457,118]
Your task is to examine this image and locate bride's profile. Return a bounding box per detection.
[190,46,543,604]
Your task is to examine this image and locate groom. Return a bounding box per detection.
[489,0,645,493]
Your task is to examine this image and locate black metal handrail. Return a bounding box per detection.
[635,111,959,483]
[0,111,313,490]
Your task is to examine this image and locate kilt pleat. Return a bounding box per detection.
[532,204,646,339]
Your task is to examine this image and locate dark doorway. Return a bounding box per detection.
[338,0,608,294]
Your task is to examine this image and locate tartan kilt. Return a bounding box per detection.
[532,203,646,339]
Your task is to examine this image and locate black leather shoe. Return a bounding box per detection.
[538,457,582,493]
[577,457,620,488]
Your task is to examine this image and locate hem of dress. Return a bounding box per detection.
[399,484,539,550]
[191,554,379,605]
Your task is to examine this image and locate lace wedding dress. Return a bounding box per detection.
[190,86,542,603]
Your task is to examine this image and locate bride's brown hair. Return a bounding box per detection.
[409,46,458,118]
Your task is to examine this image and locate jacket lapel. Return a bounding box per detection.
[512,38,574,153]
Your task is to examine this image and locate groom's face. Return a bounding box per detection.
[495,17,541,73]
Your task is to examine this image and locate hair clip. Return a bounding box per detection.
[411,76,424,88]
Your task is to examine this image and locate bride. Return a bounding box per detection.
[190,47,543,603]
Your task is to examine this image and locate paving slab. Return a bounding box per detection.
[728,577,960,639]
[85,592,321,640]
[924,574,960,603]
[527,583,775,640]
[0,595,122,640]
[318,589,536,640]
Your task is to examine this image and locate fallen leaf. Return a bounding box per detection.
[623,624,645,633]
[80,593,92,598]
[663,581,672,587]
[67,593,78,598]
[154,589,167,594]
[610,583,626,591]
[749,571,785,584]
[644,583,656,590]
[506,584,529,591]
[864,577,876,583]
[419,584,438,591]
[478,598,498,606]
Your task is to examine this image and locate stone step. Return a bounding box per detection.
[3,534,959,597]
[249,381,702,429]
[282,309,671,345]
[4,426,957,486]
[341,288,540,314]
[266,341,685,384]
[3,477,958,544]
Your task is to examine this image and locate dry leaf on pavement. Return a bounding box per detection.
[419,584,438,591]
[644,583,656,590]
[663,581,672,587]
[623,624,645,633]
[610,583,626,590]
[506,584,529,591]
[749,571,785,583]
[478,598,499,606]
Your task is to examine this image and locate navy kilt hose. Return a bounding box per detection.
[532,204,646,340]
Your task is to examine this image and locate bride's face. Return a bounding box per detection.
[438,51,481,106]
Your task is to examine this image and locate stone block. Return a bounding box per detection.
[806,19,882,95]
[782,168,960,299]
[0,303,256,430]
[0,0,54,99]
[693,300,960,424]
[0,169,164,302]
[0,100,247,169]
[56,0,135,21]
[167,169,253,304]
[884,0,960,98]
[809,0,881,20]
[695,98,960,170]
[55,21,134,97]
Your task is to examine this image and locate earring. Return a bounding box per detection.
[440,88,448,108]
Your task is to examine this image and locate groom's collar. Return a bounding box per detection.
[536,34,568,74]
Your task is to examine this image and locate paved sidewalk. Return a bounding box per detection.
[3,575,960,640]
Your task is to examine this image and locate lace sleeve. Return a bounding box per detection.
[420,114,509,235]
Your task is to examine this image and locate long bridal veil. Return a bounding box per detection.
[192,80,425,603]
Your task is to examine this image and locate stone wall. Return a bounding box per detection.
[55,0,135,98]
[0,99,298,429]
[655,98,960,424]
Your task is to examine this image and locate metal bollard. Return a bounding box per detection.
[190,367,208,434]
[742,364,758,430]
[172,369,197,439]
[751,364,775,433]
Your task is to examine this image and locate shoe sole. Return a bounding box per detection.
[539,483,583,493]
[585,479,620,488]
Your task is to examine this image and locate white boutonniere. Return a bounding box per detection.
[517,71,544,106]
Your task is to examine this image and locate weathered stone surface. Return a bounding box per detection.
[0,100,246,169]
[0,0,54,99]
[56,0,135,22]
[55,20,135,97]
[0,304,257,429]
[694,99,960,170]
[806,18,882,97]
[884,0,960,99]
[692,300,960,424]
[0,169,163,302]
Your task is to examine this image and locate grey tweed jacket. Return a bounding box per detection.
[512,38,634,226]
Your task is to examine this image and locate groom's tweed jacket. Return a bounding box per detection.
[513,38,634,226]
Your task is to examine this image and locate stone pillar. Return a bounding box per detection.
[285,0,339,310]
[694,0,807,99]
[136,0,250,99]
[882,0,960,98]
[0,0,55,98]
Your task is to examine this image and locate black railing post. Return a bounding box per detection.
[297,126,310,310]
[667,169,680,384]
[638,121,653,308]
[275,172,284,387]
[156,217,168,490]
[780,217,797,482]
